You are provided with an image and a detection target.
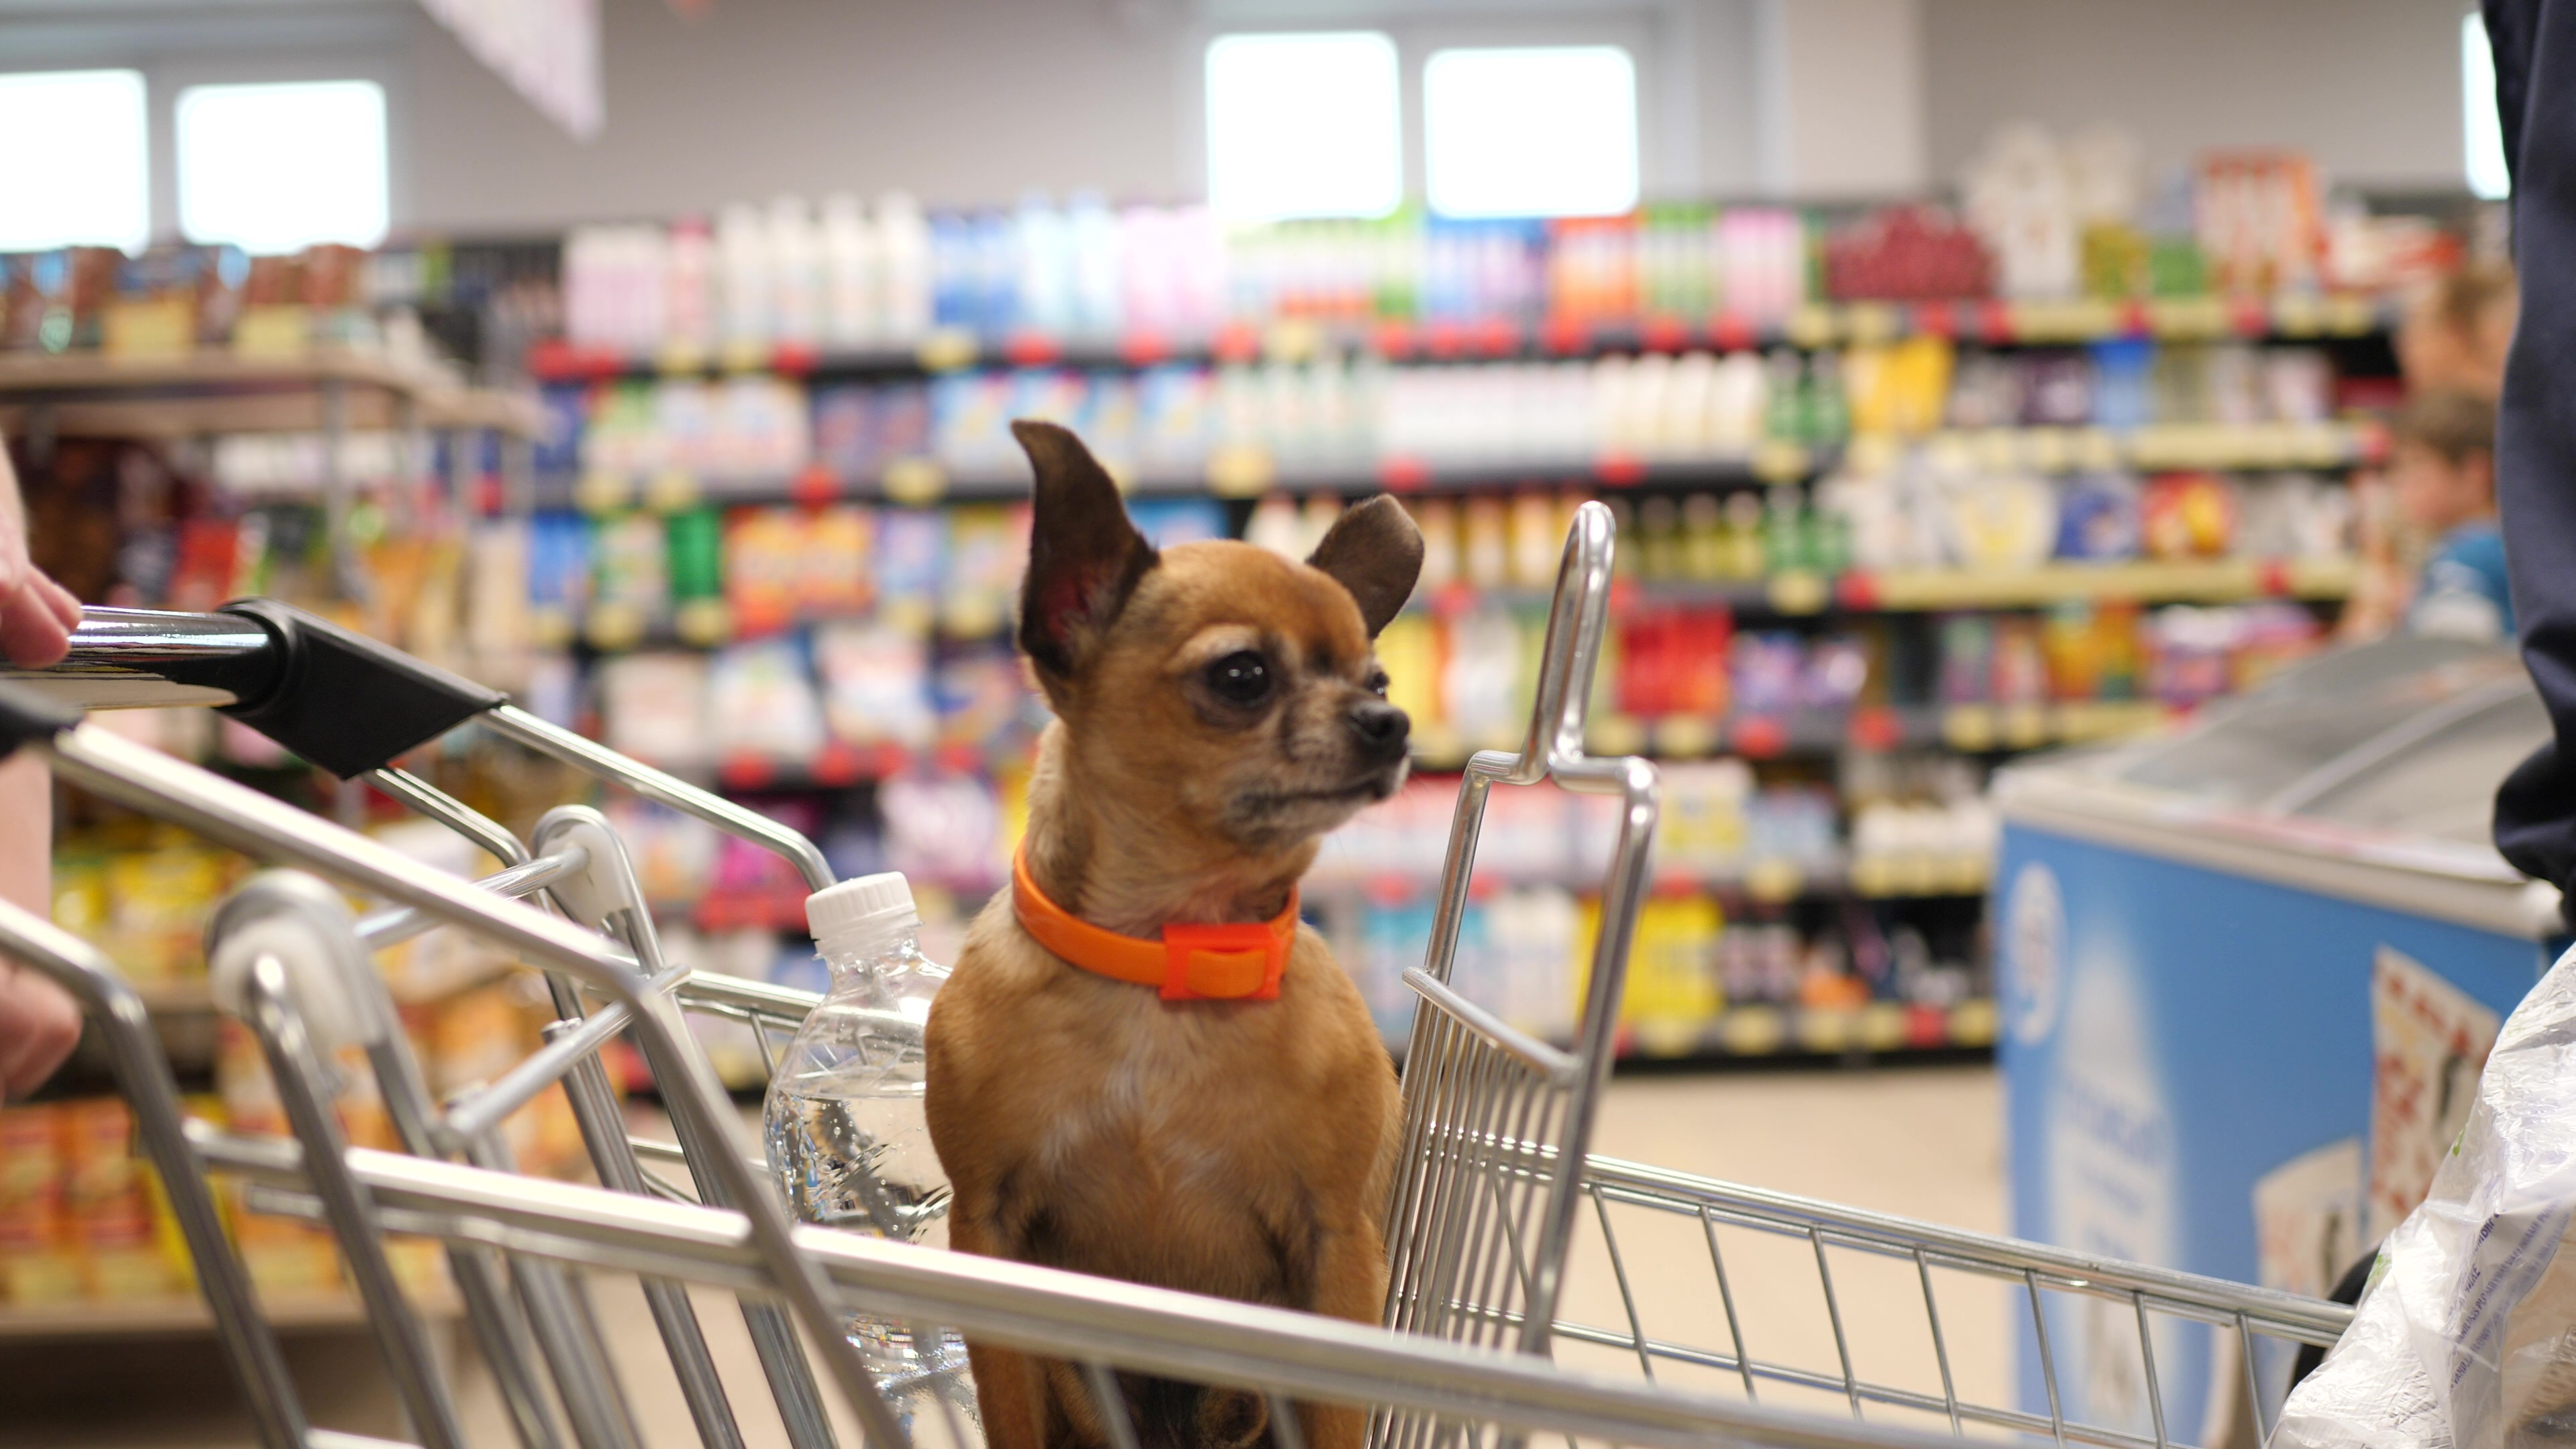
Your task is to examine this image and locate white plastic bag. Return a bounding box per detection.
[2273,945,2576,1449]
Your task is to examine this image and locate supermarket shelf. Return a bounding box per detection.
[592,701,2171,806]
[0,349,541,439]
[560,561,2352,664]
[0,1286,461,1340]
[669,855,1994,934]
[1837,555,2359,611]
[1316,855,1994,904]
[527,292,2398,382]
[1416,699,2179,766]
[1617,996,1998,1062]
[533,421,2375,515]
[529,453,1790,513]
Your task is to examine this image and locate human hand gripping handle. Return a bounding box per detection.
[0,441,82,1097]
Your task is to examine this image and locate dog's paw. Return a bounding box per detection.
[1194,1388,1269,1449]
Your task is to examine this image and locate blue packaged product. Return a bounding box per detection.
[872,507,945,618]
[534,385,588,475]
[2055,471,2143,560]
[1127,498,1228,548]
[810,384,879,482]
[928,211,975,330]
[2090,338,2157,431]
[527,512,593,614]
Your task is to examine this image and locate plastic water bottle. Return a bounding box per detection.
[763,871,975,1422]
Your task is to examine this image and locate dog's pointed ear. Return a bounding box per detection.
[1306,495,1423,638]
[1015,420,1157,680]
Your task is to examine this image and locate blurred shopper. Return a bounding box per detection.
[2396,262,2518,402]
[2341,268,2518,642]
[2481,1,2576,916]
[0,440,79,1097]
[2386,391,2512,641]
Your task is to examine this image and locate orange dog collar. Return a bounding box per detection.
[1011,849,1296,1002]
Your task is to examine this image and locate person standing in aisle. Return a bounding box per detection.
[0,439,83,1097]
[2481,1,2576,919]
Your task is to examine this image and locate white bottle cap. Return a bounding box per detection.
[804,871,921,958]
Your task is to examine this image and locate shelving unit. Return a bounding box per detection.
[0,349,540,441]
[2,336,565,1341]
[523,289,2400,384]
[13,200,2428,1126]
[1625,996,1999,1062]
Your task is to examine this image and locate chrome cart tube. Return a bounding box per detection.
[211,870,572,1449]
[1388,499,1658,1362]
[31,720,907,1449]
[192,1133,1975,1449]
[0,606,280,709]
[482,704,833,892]
[0,900,311,1449]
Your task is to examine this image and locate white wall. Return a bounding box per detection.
[405,0,1191,231]
[0,0,2475,239]
[404,0,1774,231]
[1921,0,2467,191]
[1755,0,1928,199]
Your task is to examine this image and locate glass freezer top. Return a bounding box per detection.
[2063,636,2543,844]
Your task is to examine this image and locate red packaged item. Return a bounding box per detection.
[0,1103,76,1304]
[2139,474,2237,559]
[1823,206,1996,303]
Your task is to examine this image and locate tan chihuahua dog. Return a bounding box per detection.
[924,421,1420,1449]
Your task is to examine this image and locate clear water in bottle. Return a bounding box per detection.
[763,871,977,1430]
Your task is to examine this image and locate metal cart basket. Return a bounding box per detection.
[0,501,2350,1449]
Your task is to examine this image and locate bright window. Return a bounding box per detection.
[178,80,390,254]
[0,70,149,253]
[1205,32,1402,221]
[2465,13,2511,200]
[1424,46,1638,219]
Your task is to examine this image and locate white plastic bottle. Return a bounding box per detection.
[763,871,975,1421]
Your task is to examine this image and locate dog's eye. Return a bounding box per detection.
[1205,651,1273,706]
[1364,669,1390,698]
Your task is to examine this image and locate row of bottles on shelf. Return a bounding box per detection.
[548,157,2453,355]
[556,197,1818,353]
[0,986,582,1307]
[539,336,2353,488]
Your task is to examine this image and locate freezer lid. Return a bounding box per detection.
[1994,635,2563,935]
[2102,636,2529,816]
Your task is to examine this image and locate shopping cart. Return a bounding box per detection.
[0,501,2353,1449]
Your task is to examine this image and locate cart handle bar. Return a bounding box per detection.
[6,604,832,891]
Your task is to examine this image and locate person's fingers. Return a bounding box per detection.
[0,581,69,667]
[0,965,81,1099]
[35,573,80,631]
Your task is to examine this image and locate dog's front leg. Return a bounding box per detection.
[951,1212,1053,1449]
[1288,1219,1391,1449]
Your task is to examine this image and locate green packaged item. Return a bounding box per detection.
[665,507,723,601]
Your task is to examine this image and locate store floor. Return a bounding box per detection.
[0,1064,2002,1448]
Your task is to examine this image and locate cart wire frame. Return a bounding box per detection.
[0,529,2353,1449]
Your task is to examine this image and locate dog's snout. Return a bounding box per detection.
[1348,700,1411,760]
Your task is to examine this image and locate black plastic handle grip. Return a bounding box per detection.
[213,600,506,778]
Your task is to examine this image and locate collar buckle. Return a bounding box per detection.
[1160,920,1289,1001]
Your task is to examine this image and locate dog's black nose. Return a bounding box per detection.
[1348,701,1410,761]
